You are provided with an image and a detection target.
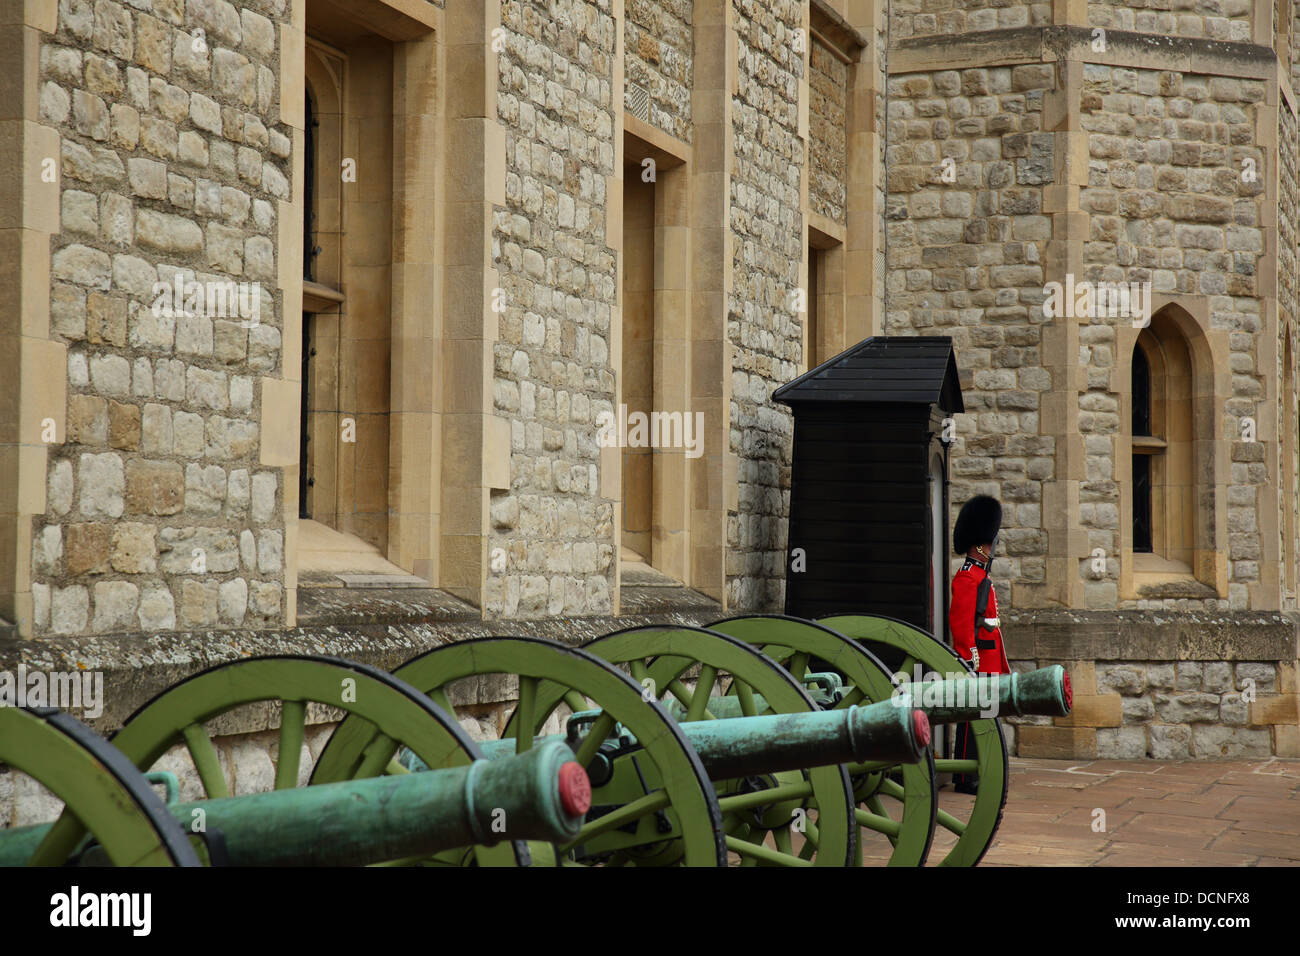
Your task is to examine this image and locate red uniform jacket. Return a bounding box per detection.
[949,557,1010,674]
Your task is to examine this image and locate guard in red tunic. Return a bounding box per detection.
[948,494,1010,794]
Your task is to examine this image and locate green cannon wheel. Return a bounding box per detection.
[817,613,1009,867]
[575,624,856,867]
[28,655,513,867]
[321,637,728,866]
[707,614,939,866]
[0,707,199,867]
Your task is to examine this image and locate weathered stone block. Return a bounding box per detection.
[1249,694,1299,726]
[137,585,176,630]
[92,581,139,632]
[1017,725,1096,758]
[78,453,125,518]
[1096,725,1146,758]
[1190,724,1271,758]
[158,526,239,574]
[1148,723,1191,759]
[68,394,108,445]
[124,459,184,515]
[64,522,110,574]
[111,522,157,573]
[108,401,141,450]
[219,578,248,624]
[1154,692,1221,724]
[179,580,219,627]
[51,585,90,635]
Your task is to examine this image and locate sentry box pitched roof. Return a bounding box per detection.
[772,335,964,413]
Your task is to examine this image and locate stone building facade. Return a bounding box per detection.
[0,0,1298,825]
[883,8,1300,758]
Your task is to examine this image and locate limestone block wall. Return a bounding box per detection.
[1087,0,1254,42]
[727,0,806,611]
[884,65,1057,594]
[810,38,848,224]
[1003,658,1300,759]
[890,0,1050,41]
[1079,65,1266,610]
[32,0,291,636]
[1293,7,1300,95]
[1279,101,1298,610]
[488,0,618,618]
[875,23,887,307]
[624,0,693,142]
[1080,68,1264,301]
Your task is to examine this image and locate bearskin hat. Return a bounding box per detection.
[953,495,1002,555]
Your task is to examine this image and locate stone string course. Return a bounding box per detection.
[624,0,693,143]
[35,0,290,637]
[727,0,806,611]
[489,0,619,618]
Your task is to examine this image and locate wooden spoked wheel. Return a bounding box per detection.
[28,655,505,867]
[818,613,1009,867]
[576,624,857,867]
[707,614,942,866]
[323,637,728,867]
[0,707,200,867]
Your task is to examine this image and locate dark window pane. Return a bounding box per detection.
[304,91,316,281]
[1132,345,1151,435]
[1133,453,1152,552]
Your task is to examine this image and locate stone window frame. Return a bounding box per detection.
[806,227,845,372]
[281,0,441,603]
[1117,303,1225,601]
[617,123,693,586]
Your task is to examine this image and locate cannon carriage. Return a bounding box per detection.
[0,613,1069,868]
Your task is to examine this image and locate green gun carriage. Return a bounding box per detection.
[0,614,1069,868]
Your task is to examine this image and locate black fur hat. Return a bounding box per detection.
[953,495,1002,555]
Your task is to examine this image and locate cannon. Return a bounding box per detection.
[413,695,932,779]
[4,657,595,868]
[701,612,1076,865]
[317,634,944,867]
[668,668,1073,724]
[4,614,1067,868]
[0,737,590,867]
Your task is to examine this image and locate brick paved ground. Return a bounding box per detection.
[975,757,1300,866]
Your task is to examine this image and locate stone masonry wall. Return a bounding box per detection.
[488,0,618,618]
[624,0,693,143]
[1279,101,1298,609]
[1079,65,1266,610]
[1294,7,1300,99]
[1088,0,1253,42]
[1002,658,1299,759]
[890,0,1049,41]
[884,66,1057,597]
[809,38,848,225]
[728,0,806,611]
[34,0,290,637]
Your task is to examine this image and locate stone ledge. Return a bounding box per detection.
[1002,609,1298,662]
[0,603,725,736]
